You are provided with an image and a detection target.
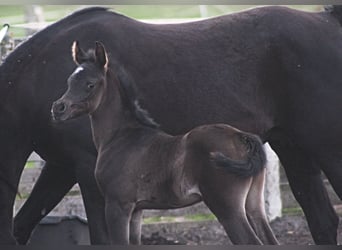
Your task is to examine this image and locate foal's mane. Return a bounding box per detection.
[113,65,160,129]
[76,45,158,129]
[76,47,159,128]
[77,48,158,128]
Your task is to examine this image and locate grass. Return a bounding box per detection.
[143,208,308,225]
[282,207,304,216]
[143,216,177,224]
[24,161,37,169]
[185,213,216,221]
[143,213,217,224]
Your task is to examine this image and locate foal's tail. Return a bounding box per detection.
[210,134,266,178]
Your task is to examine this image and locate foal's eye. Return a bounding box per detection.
[87,82,95,89]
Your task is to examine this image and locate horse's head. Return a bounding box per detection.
[51,40,108,121]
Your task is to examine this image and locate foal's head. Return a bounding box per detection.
[52,41,158,128]
[52,41,109,121]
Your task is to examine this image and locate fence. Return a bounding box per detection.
[15,150,342,221]
[14,148,282,221]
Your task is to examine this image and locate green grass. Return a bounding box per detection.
[184,213,216,221]
[282,207,304,216]
[16,185,80,200]
[24,161,37,169]
[143,216,176,224]
[143,208,308,225]
[143,213,217,224]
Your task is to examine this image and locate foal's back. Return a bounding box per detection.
[185,124,252,160]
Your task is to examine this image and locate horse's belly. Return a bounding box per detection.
[136,185,202,210]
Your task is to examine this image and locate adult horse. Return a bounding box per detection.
[1,5,342,244]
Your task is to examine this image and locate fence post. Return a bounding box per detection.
[24,5,44,36]
[264,143,282,221]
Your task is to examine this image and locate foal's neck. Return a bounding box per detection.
[89,73,138,149]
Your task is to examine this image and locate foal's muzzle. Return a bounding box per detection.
[51,100,68,121]
[51,99,88,122]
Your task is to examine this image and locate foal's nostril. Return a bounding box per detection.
[53,102,67,114]
[57,103,66,113]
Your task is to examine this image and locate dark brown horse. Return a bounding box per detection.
[2,5,342,244]
[51,41,279,245]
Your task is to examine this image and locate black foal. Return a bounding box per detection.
[52,41,278,245]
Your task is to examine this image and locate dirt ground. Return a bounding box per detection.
[141,215,342,245]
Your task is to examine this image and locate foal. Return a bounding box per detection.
[51,41,278,245]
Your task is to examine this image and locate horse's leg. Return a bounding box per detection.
[199,173,262,245]
[0,164,19,245]
[268,135,338,245]
[76,158,110,244]
[104,198,134,245]
[0,134,32,245]
[245,168,279,244]
[13,162,76,244]
[129,209,142,245]
[316,152,342,200]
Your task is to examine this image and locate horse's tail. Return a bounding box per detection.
[210,133,266,178]
[324,5,342,25]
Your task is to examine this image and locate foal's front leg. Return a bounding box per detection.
[105,199,135,245]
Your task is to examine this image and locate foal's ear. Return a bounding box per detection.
[95,41,108,70]
[72,40,87,65]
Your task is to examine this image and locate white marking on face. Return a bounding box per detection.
[73,66,84,75]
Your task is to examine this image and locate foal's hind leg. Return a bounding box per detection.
[200,173,262,244]
[245,168,279,244]
[14,162,76,244]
